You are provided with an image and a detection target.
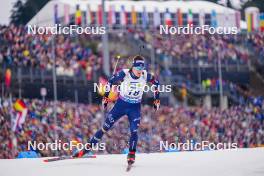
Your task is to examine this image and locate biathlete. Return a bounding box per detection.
[73,55,160,165]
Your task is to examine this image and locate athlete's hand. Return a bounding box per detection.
[153,99,160,111]
[102,97,109,110]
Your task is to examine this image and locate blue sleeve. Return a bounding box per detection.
[147,73,160,100]
[108,70,126,84]
[104,70,126,97]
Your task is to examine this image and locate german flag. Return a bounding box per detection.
[13,99,27,112]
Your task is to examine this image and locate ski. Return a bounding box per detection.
[43,155,96,162]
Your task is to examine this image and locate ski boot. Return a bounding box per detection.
[72,143,91,158]
[127,151,136,165]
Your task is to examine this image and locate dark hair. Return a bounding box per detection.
[133,55,144,62]
[130,55,145,72]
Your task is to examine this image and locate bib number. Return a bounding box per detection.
[128,90,140,96]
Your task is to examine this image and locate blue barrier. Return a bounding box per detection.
[17,151,39,158]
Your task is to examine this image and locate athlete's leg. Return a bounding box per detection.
[73,100,126,157]
[89,100,126,145]
[126,104,141,164]
[127,104,141,152]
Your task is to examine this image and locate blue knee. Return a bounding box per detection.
[103,113,115,131]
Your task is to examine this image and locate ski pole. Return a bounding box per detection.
[113,55,121,75]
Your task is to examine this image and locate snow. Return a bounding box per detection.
[1,148,264,176]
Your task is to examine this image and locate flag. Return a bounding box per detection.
[188,9,193,25]
[245,7,260,32]
[12,99,28,131]
[153,7,160,27]
[246,13,252,32]
[97,5,103,25]
[108,5,116,25]
[164,8,172,26]
[235,11,241,29]
[5,69,11,88]
[13,99,27,112]
[54,4,59,24]
[142,6,148,28]
[199,9,205,26]
[260,13,264,32]
[120,5,127,26]
[211,10,217,27]
[75,4,82,25]
[246,12,258,32]
[108,5,112,25]
[87,4,92,25]
[177,9,183,26]
[64,4,70,24]
[252,11,260,31]
[131,5,137,25]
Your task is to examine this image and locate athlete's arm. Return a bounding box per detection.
[147,73,160,100]
[147,73,160,110]
[104,70,126,98]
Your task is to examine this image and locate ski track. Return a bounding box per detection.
[1,148,264,176]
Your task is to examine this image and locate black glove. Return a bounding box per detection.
[102,97,109,110]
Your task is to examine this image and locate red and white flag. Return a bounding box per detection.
[164,8,172,26]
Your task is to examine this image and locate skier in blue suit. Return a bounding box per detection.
[73,55,160,165]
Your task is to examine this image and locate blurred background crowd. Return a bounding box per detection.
[0,24,264,158]
[1,25,264,72]
[0,98,263,158]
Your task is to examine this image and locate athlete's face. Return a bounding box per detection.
[132,67,143,77]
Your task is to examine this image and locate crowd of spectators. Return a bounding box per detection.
[0,25,262,89]
[129,28,251,64]
[247,32,264,62]
[0,98,263,159]
[1,25,261,76]
[0,25,102,80]
[0,26,263,159]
